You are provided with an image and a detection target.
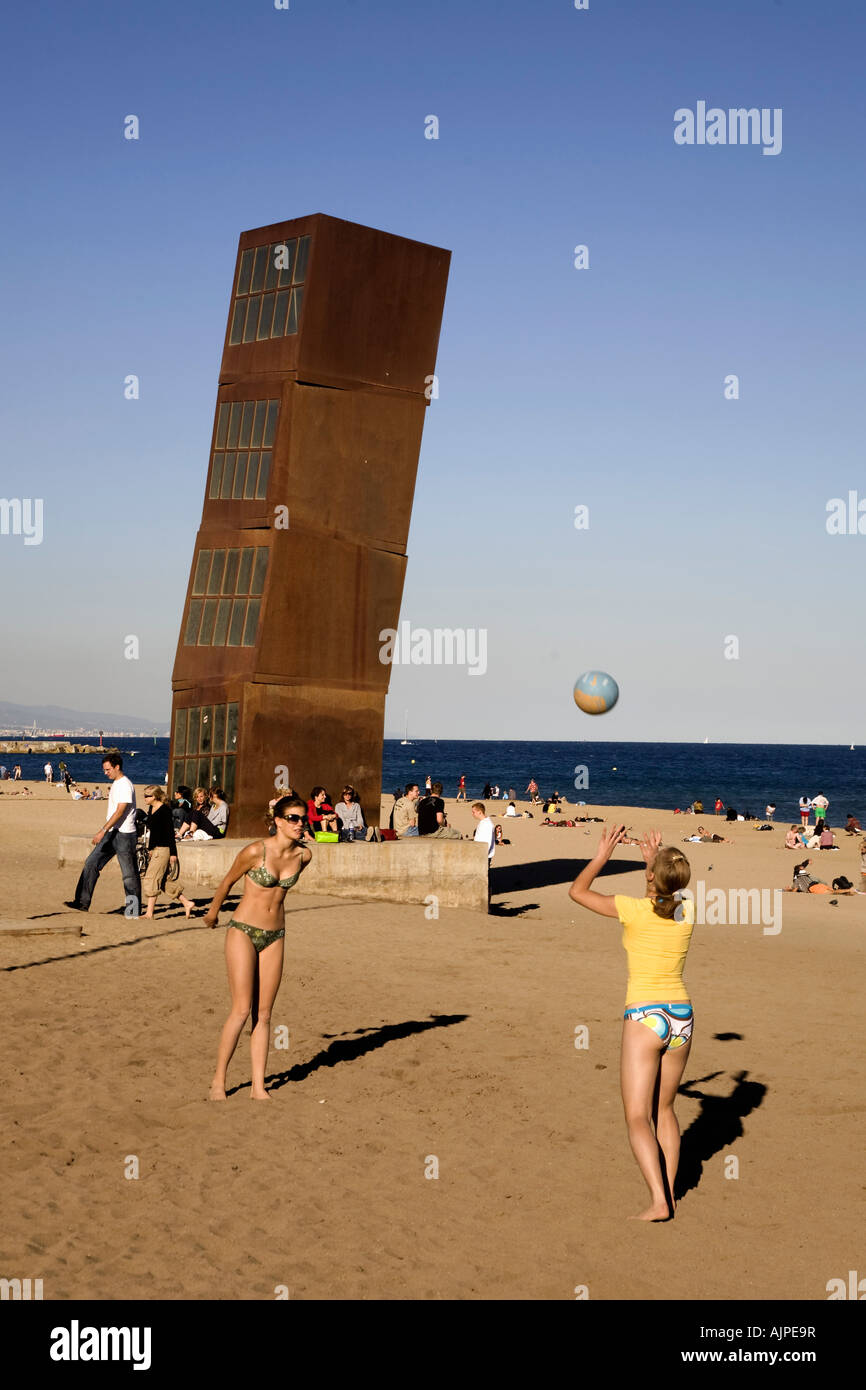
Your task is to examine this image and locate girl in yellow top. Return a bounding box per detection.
[569,825,694,1222]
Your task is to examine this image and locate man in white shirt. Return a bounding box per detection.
[67,754,141,916]
[471,801,496,861]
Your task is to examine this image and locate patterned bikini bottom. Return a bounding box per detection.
[228,919,285,953]
[623,1002,694,1049]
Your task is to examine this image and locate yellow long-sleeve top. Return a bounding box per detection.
[614,895,695,1006]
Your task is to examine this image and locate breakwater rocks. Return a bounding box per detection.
[0,742,120,755]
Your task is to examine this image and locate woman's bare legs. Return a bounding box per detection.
[209,928,256,1099]
[143,896,158,919]
[620,1021,671,1220]
[249,938,284,1100]
[653,1038,692,1214]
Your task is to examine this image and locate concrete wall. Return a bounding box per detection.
[58,836,490,912]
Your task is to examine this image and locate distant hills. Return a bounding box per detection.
[0,700,168,736]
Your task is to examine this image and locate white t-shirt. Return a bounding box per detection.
[505,805,518,817]
[474,816,496,860]
[108,775,137,833]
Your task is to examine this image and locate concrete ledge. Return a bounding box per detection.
[0,918,82,938]
[58,836,490,911]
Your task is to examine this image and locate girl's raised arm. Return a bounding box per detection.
[568,824,626,918]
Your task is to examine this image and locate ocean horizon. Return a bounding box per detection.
[4,737,861,822]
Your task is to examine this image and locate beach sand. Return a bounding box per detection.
[0,785,863,1300]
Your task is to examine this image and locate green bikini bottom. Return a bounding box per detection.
[228,919,285,953]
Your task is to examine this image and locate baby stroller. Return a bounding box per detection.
[134,808,149,876]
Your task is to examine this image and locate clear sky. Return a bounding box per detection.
[0,0,862,741]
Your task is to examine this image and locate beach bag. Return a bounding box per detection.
[314,831,339,842]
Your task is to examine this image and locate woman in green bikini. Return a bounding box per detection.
[204,795,311,1101]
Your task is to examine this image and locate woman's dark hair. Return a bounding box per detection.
[651,847,691,920]
[310,786,326,799]
[273,795,307,820]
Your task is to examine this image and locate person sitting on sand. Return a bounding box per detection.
[307,787,339,836]
[178,787,221,840]
[818,825,838,850]
[505,801,519,817]
[494,823,509,846]
[785,825,806,849]
[204,795,312,1101]
[844,813,862,835]
[569,827,695,1222]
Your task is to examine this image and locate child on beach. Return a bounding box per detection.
[204,795,312,1101]
[569,826,695,1221]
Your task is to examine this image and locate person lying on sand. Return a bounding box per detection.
[683,826,732,844]
[782,859,855,895]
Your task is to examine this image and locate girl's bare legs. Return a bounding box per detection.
[209,928,256,1099]
[249,939,284,1100]
[653,1037,692,1212]
[620,1021,670,1220]
[143,896,158,919]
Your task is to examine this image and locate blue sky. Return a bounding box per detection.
[0,0,863,740]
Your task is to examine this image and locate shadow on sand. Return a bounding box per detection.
[491,856,645,895]
[675,1069,767,1201]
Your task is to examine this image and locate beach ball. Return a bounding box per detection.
[573,670,619,715]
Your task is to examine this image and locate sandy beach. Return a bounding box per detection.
[1,785,863,1300]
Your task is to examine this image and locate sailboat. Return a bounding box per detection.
[703,737,709,744]
[850,744,855,751]
[400,711,413,746]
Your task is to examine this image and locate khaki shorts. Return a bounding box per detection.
[142,845,185,900]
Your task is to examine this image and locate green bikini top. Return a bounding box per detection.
[246,844,303,890]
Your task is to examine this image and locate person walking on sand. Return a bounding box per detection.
[141,786,196,919]
[204,795,312,1101]
[67,753,142,916]
[456,774,467,802]
[569,826,695,1222]
[44,761,53,783]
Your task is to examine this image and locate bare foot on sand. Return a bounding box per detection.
[630,1201,672,1222]
[208,1082,227,1101]
[250,1088,271,1101]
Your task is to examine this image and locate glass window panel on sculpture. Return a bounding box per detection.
[226,703,239,753]
[227,600,245,646]
[209,453,224,499]
[174,708,187,757]
[213,704,226,753]
[242,297,260,343]
[271,290,290,337]
[242,598,261,646]
[294,235,311,284]
[222,453,239,499]
[239,401,254,449]
[232,453,246,498]
[196,758,209,789]
[229,301,245,345]
[250,548,268,596]
[207,551,226,595]
[237,548,253,593]
[276,239,296,287]
[223,549,240,593]
[255,451,271,499]
[223,756,236,802]
[187,708,201,754]
[198,598,218,645]
[200,707,213,754]
[237,248,254,297]
[244,452,259,499]
[215,404,229,449]
[213,598,231,647]
[264,246,279,291]
[251,245,267,293]
[257,293,275,340]
[172,760,184,792]
[210,756,223,790]
[285,290,298,336]
[192,551,211,595]
[227,404,241,449]
[183,758,196,787]
[184,599,203,645]
[263,401,278,447]
[251,401,266,448]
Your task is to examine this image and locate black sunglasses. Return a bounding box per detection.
[281,813,304,824]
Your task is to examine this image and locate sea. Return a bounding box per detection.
[4,737,862,821]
